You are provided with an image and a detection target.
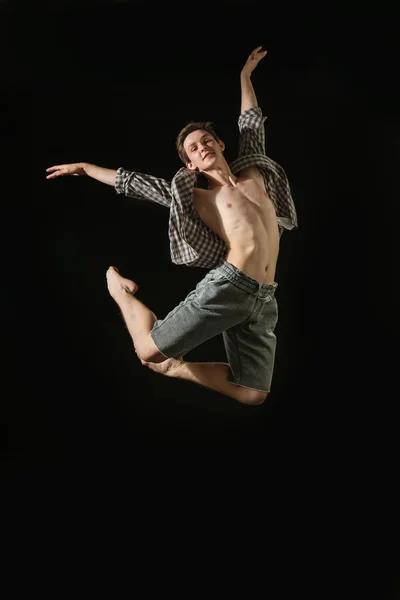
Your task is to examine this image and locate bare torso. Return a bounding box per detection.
[192,167,279,284]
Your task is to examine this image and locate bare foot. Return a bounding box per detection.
[141,356,184,378]
[106,266,138,301]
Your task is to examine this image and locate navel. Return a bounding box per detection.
[227,203,232,208]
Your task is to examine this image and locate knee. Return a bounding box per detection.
[137,345,166,364]
[242,390,268,406]
[132,333,167,363]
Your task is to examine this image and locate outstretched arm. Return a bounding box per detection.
[46,162,117,186]
[240,46,268,114]
[46,161,172,207]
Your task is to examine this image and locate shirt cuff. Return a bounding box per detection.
[238,106,267,126]
[115,167,127,194]
[277,217,295,230]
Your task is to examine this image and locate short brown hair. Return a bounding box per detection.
[176,121,220,164]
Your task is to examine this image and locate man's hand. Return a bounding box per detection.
[46,163,87,179]
[241,46,268,79]
[46,162,117,186]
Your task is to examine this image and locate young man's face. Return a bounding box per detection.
[184,130,225,172]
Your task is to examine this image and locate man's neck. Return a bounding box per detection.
[203,165,235,190]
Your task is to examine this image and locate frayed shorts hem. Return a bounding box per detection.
[228,379,270,394]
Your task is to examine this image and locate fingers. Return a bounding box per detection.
[46,166,62,178]
[251,46,268,61]
[46,170,62,179]
[46,165,62,171]
[252,45,263,58]
[46,164,72,179]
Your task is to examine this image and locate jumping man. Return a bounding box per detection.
[46,46,298,405]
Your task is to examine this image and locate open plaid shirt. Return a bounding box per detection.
[115,107,298,268]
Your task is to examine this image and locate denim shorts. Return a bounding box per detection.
[150,261,279,393]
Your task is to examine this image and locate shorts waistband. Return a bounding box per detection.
[218,261,278,297]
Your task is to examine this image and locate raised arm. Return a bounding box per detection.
[240,46,268,114]
[46,162,117,186]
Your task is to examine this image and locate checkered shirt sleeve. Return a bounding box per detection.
[237,106,267,157]
[115,167,172,207]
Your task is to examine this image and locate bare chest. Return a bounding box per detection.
[193,167,273,222]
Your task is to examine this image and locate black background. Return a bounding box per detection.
[2,0,399,590]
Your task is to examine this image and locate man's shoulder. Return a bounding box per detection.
[192,185,215,208]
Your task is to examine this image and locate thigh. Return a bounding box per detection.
[223,297,279,393]
[150,269,253,359]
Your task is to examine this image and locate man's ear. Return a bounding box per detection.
[186,161,198,171]
[218,139,225,152]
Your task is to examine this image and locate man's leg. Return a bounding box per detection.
[106,267,266,406]
[106,266,166,363]
[141,358,267,405]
